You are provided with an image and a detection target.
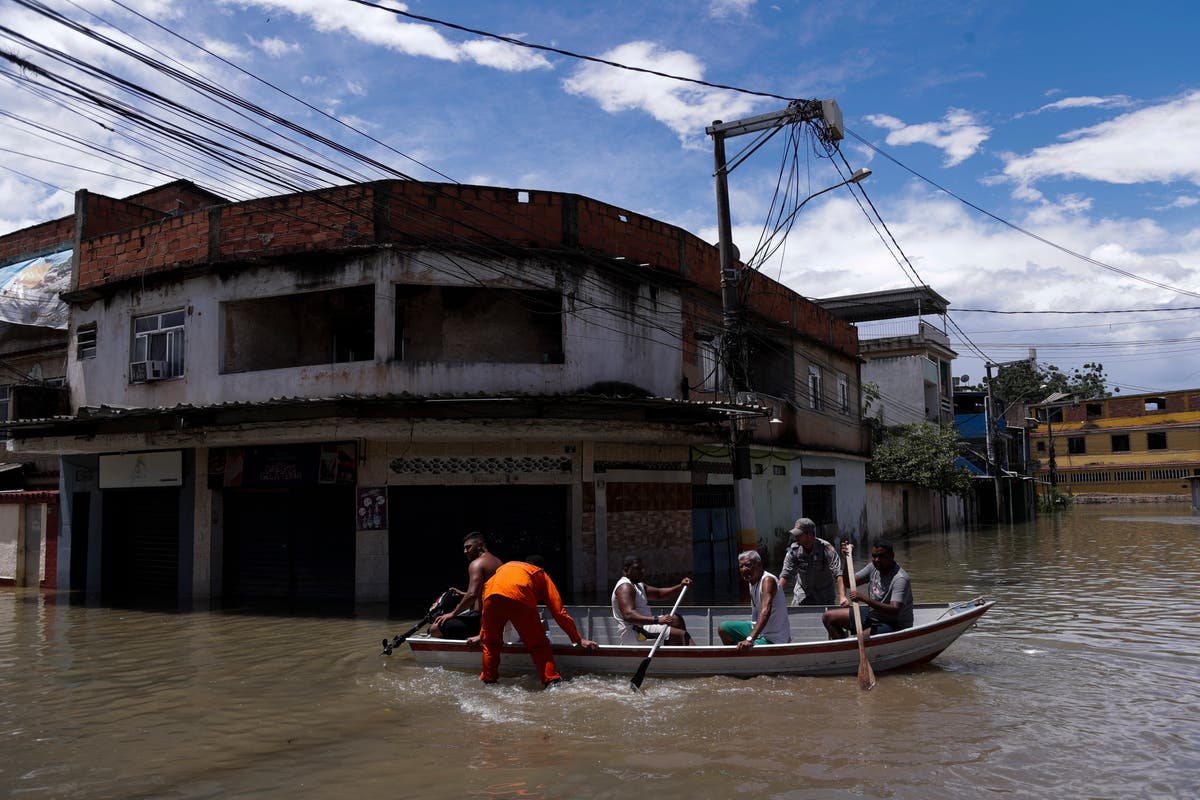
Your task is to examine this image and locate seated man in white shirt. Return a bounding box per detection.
[611,556,693,645]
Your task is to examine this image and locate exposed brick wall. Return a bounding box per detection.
[0,217,74,265]
[68,179,860,358]
[601,482,692,587]
[124,180,227,214]
[606,509,693,587]
[78,191,166,240]
[1106,397,1147,418]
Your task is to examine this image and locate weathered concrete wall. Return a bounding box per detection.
[67,249,683,410]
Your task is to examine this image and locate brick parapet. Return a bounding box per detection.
[65,179,859,357]
[0,217,74,266]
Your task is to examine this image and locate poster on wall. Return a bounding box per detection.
[356,487,387,531]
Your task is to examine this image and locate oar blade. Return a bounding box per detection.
[856,633,876,691]
[857,658,876,691]
[630,657,652,692]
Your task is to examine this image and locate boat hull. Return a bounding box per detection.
[407,599,993,679]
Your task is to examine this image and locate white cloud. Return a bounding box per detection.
[459,37,550,72]
[1170,196,1199,208]
[345,80,366,97]
[562,41,762,147]
[1003,91,1200,188]
[710,0,755,18]
[249,35,300,58]
[1039,95,1131,112]
[863,108,990,166]
[222,0,551,71]
[690,176,1200,392]
[200,36,249,61]
[1016,94,1132,118]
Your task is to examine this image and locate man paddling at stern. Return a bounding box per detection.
[822,540,914,640]
[429,531,502,640]
[466,559,598,686]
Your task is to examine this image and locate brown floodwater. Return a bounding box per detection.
[2,503,1198,799]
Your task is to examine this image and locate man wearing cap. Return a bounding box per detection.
[778,517,845,607]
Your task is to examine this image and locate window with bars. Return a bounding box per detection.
[808,365,823,411]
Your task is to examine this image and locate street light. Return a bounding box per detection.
[770,168,871,235]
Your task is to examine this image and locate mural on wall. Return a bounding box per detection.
[0,250,72,329]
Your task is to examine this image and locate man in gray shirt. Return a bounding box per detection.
[778,517,845,607]
[822,540,914,639]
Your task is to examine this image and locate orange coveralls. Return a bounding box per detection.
[478,561,582,684]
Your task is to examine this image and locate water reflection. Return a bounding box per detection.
[1,504,1198,799]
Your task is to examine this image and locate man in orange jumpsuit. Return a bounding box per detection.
[466,560,598,686]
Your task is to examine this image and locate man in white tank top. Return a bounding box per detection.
[717,550,791,648]
[611,556,693,645]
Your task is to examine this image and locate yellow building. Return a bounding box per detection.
[1031,389,1200,496]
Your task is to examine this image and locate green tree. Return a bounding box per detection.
[867,423,974,496]
[975,361,1111,405]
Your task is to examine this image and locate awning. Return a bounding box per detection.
[0,249,72,329]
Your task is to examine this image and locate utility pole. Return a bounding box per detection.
[984,362,1003,523]
[706,99,847,558]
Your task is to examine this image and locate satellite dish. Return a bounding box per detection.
[960,374,970,383]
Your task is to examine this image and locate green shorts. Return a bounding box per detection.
[718,620,771,644]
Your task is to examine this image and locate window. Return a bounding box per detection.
[1147,431,1168,450]
[1145,397,1166,412]
[131,309,185,381]
[808,365,823,410]
[1086,403,1102,418]
[1111,434,1130,452]
[801,484,836,526]
[77,324,97,359]
[837,372,850,414]
[0,384,8,421]
[1067,437,1086,455]
[697,337,723,391]
[1037,441,1046,452]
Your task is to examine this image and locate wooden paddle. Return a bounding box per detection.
[845,543,877,691]
[630,584,688,692]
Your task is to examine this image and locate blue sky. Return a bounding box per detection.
[2,0,1199,396]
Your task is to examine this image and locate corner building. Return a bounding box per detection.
[5,179,869,611]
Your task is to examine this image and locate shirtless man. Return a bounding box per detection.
[429,531,502,639]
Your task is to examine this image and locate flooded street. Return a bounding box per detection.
[2,503,1198,799]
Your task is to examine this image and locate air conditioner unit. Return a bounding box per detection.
[145,360,169,381]
[129,360,169,383]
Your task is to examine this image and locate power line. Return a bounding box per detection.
[344,0,794,102]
